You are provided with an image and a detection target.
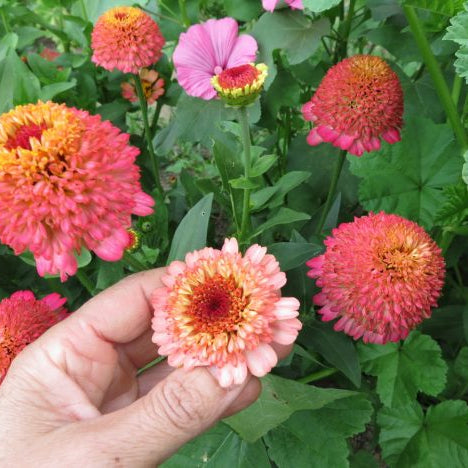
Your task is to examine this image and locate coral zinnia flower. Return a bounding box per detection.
[0,101,154,280]
[151,238,302,387]
[0,291,67,383]
[307,213,445,344]
[262,0,303,12]
[91,6,165,74]
[302,55,403,157]
[212,63,268,106]
[121,68,165,105]
[173,17,258,100]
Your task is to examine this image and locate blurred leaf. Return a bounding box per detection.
[16,26,44,49]
[444,8,468,83]
[229,176,260,190]
[349,117,461,229]
[251,208,310,238]
[265,396,372,468]
[167,193,213,263]
[225,374,359,442]
[40,81,77,100]
[250,154,278,177]
[403,0,464,16]
[96,259,124,290]
[224,0,262,21]
[268,242,323,271]
[303,0,342,12]
[378,400,468,467]
[358,331,447,407]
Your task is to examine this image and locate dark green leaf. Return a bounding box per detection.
[250,154,278,177]
[303,0,342,12]
[229,177,261,190]
[268,242,323,271]
[404,0,464,16]
[251,208,310,238]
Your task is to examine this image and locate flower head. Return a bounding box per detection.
[0,291,67,382]
[91,6,165,74]
[121,68,165,105]
[173,17,258,100]
[262,0,303,12]
[302,55,403,156]
[212,63,267,106]
[0,101,154,280]
[307,213,445,344]
[151,238,302,387]
[40,47,60,62]
[125,228,141,252]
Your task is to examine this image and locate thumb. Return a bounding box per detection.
[69,368,257,466]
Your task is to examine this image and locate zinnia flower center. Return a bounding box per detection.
[106,7,142,26]
[5,123,47,151]
[186,274,247,333]
[218,64,260,90]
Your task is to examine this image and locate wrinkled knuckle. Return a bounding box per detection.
[155,378,207,432]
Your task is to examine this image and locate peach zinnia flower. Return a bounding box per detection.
[262,0,303,12]
[0,291,67,383]
[302,55,403,156]
[307,213,445,344]
[0,101,154,280]
[91,6,165,74]
[121,68,165,105]
[151,238,302,387]
[173,17,258,100]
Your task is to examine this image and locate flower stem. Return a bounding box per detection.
[76,269,94,295]
[178,0,190,27]
[452,74,463,108]
[315,149,346,234]
[0,8,10,33]
[238,106,252,243]
[134,73,164,194]
[403,6,468,150]
[150,99,163,138]
[334,0,356,62]
[298,368,338,384]
[123,251,147,272]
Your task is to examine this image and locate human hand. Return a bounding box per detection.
[0,268,291,467]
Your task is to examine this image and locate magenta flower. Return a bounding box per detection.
[262,0,303,12]
[173,17,258,100]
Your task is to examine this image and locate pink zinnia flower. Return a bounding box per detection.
[0,290,67,383]
[173,17,258,100]
[91,6,165,74]
[302,55,404,156]
[262,0,303,12]
[0,101,154,281]
[307,213,445,344]
[121,68,165,105]
[151,238,302,387]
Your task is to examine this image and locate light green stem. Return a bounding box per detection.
[238,107,252,243]
[134,74,164,194]
[178,0,190,27]
[0,9,10,33]
[123,252,147,272]
[315,150,346,234]
[298,368,338,384]
[403,6,468,150]
[76,269,94,295]
[452,74,463,108]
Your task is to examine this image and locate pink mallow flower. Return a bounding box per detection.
[173,17,258,100]
[307,213,445,344]
[151,238,302,387]
[262,0,303,12]
[302,55,403,157]
[0,101,154,281]
[0,290,68,383]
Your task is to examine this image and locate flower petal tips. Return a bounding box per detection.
[173,17,258,100]
[307,213,445,344]
[262,0,304,12]
[151,238,302,387]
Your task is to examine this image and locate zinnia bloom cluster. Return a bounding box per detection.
[262,0,303,11]
[307,213,445,344]
[212,63,268,106]
[302,55,403,156]
[121,68,165,104]
[151,238,302,387]
[173,17,258,100]
[0,101,154,280]
[0,291,67,383]
[91,6,165,74]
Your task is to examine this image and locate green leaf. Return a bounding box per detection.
[303,0,342,13]
[224,0,262,21]
[250,154,278,177]
[434,182,468,226]
[378,400,468,467]
[444,8,468,83]
[39,81,77,101]
[358,331,447,407]
[229,177,260,190]
[265,396,373,468]
[349,117,461,229]
[251,208,310,238]
[96,259,124,291]
[225,374,359,442]
[212,134,243,192]
[403,0,464,16]
[78,0,149,23]
[27,53,70,85]
[267,242,323,271]
[166,193,213,263]
[267,171,312,208]
[300,321,362,388]
[163,422,270,468]
[252,12,330,86]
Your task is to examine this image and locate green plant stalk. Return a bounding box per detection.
[239,106,252,243]
[452,74,463,108]
[334,0,356,62]
[0,9,10,33]
[76,269,94,295]
[403,6,468,150]
[178,0,190,27]
[134,74,164,194]
[315,149,346,234]
[123,251,148,272]
[298,368,338,384]
[150,99,163,138]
